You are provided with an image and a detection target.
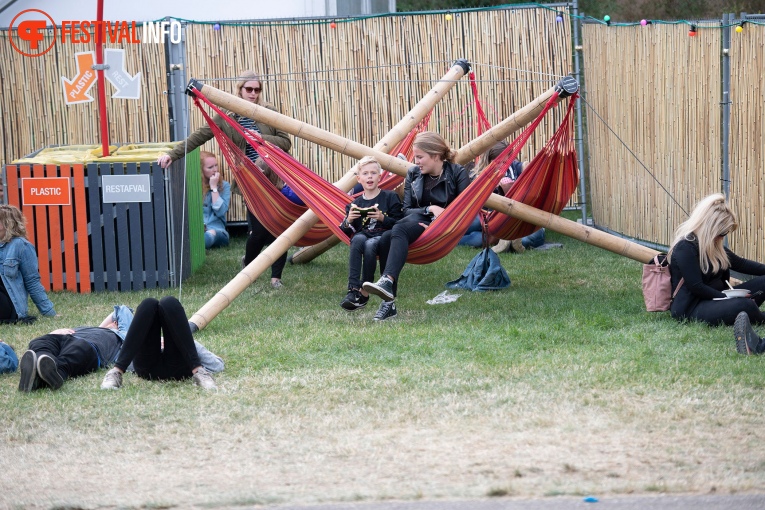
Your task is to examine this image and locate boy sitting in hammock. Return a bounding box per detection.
[339,156,403,311]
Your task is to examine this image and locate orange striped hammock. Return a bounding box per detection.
[191,94,423,246]
[487,93,580,240]
[191,88,572,264]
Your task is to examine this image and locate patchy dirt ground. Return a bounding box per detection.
[2,377,765,509]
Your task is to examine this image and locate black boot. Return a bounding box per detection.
[734,312,762,355]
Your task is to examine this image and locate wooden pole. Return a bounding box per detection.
[189,60,472,330]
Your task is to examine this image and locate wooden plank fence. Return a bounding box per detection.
[4,163,91,293]
[2,156,200,293]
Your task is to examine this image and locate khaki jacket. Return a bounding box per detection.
[167,101,292,161]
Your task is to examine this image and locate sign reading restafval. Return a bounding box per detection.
[21,177,72,205]
[102,174,151,203]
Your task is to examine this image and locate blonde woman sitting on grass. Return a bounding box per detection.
[667,193,765,354]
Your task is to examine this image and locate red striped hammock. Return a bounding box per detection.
[191,95,422,246]
[191,87,568,264]
[486,95,580,240]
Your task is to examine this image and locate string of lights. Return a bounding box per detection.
[160,3,763,32]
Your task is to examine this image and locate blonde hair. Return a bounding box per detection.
[471,140,509,179]
[668,193,738,274]
[235,70,263,104]
[413,132,456,163]
[255,157,284,190]
[355,156,381,174]
[0,204,27,242]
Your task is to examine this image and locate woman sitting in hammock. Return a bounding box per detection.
[363,132,470,320]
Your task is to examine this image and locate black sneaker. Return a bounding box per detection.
[18,350,40,392]
[37,354,64,390]
[363,276,395,301]
[735,311,761,355]
[340,289,369,311]
[374,301,397,321]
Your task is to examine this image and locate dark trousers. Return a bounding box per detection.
[245,211,288,279]
[28,334,98,381]
[378,220,426,281]
[689,275,765,326]
[0,286,17,321]
[348,233,381,289]
[114,296,201,380]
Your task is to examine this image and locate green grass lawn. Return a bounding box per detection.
[2,219,764,508]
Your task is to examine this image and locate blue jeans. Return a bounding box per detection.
[458,216,483,248]
[348,233,381,289]
[522,228,546,249]
[205,228,230,249]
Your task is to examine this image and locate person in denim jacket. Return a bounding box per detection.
[0,340,19,374]
[0,205,55,322]
[200,151,231,249]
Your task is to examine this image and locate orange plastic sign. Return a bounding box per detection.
[21,177,71,205]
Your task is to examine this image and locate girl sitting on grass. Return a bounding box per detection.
[201,151,231,249]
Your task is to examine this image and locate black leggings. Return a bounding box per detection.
[0,285,18,321]
[376,220,426,297]
[688,276,765,326]
[244,211,288,279]
[114,296,201,380]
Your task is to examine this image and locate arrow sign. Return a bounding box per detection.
[61,52,96,105]
[104,48,141,99]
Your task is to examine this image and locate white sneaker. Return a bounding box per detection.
[192,367,217,390]
[101,367,123,389]
[492,239,511,253]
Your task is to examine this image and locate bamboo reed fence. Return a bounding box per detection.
[728,21,765,263]
[0,30,171,164]
[582,21,764,262]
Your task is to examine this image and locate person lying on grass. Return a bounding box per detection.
[101,296,222,391]
[18,305,134,392]
[666,193,765,355]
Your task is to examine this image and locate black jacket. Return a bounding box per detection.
[402,161,470,219]
[669,237,765,319]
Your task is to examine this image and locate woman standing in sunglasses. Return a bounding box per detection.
[157,70,293,287]
[667,194,765,344]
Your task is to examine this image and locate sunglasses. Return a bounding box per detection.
[242,86,261,93]
[718,231,729,238]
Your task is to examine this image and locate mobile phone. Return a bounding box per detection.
[751,290,764,298]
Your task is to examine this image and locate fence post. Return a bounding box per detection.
[164,18,188,142]
[571,0,587,223]
[721,12,732,202]
[163,17,189,288]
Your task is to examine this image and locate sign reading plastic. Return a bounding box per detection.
[21,177,71,205]
[102,174,151,203]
